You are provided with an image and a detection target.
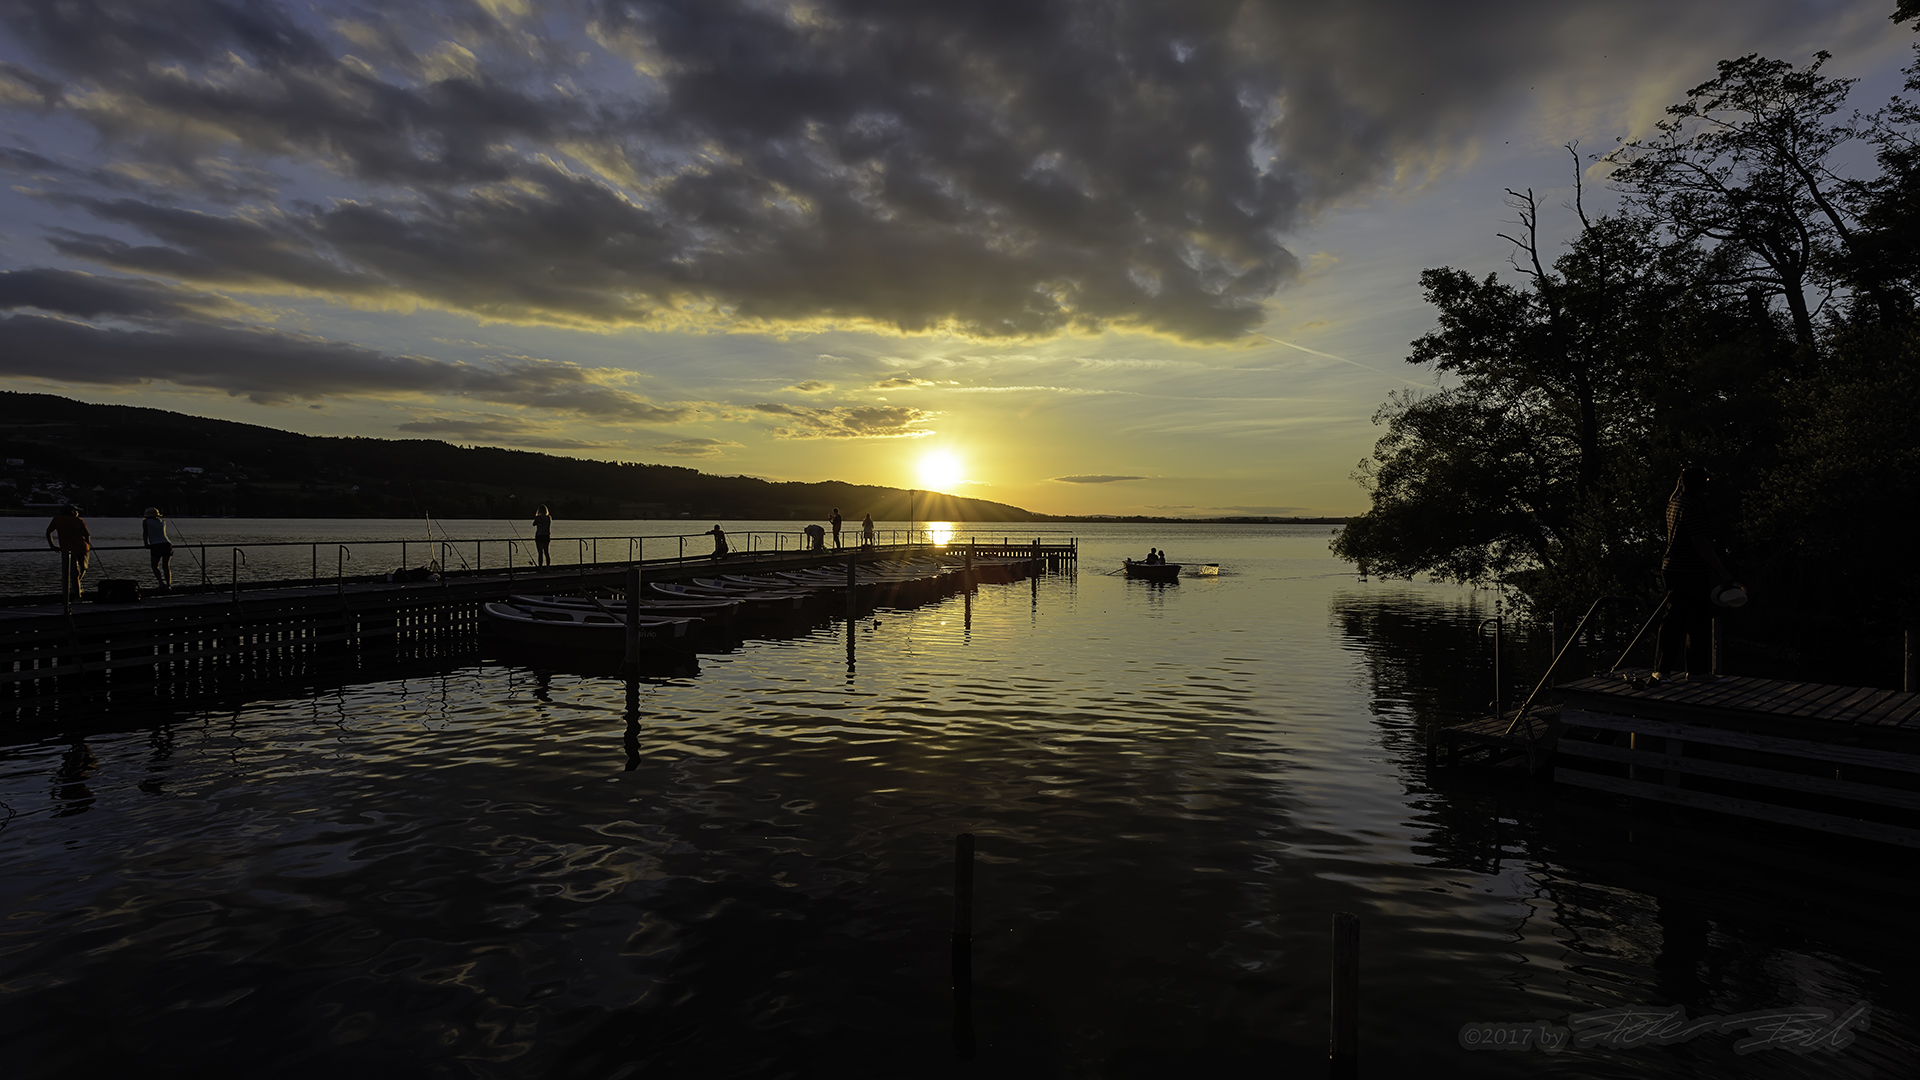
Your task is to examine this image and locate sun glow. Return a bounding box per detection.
[917,449,963,492]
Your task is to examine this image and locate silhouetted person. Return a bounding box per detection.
[861,513,875,548]
[142,507,174,590]
[1652,466,1734,681]
[46,504,90,599]
[532,504,553,566]
[830,508,844,550]
[804,523,826,551]
[708,524,729,559]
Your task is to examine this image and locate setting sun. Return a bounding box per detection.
[917,449,963,492]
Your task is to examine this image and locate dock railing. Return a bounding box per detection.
[0,529,1078,605]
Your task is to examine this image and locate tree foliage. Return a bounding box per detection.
[1336,37,1920,679]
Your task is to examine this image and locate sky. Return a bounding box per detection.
[0,0,1912,517]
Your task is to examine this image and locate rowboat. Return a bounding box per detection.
[509,593,743,627]
[1122,560,1181,581]
[483,601,696,650]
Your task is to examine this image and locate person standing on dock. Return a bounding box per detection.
[708,525,729,559]
[830,508,843,550]
[142,507,174,591]
[861,512,875,548]
[1652,465,1735,682]
[532,504,553,567]
[46,504,91,599]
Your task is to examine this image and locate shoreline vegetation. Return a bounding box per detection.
[1331,33,1920,686]
[0,391,1340,526]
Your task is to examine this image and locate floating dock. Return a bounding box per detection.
[0,539,1077,717]
[1432,670,1920,848]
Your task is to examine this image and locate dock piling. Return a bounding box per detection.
[1330,912,1359,1080]
[620,565,642,673]
[951,832,976,1060]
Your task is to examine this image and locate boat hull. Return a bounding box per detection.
[1122,561,1181,581]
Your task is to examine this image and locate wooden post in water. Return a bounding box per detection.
[846,549,857,623]
[1330,912,1359,1080]
[619,565,642,675]
[1712,619,1722,676]
[951,832,976,1060]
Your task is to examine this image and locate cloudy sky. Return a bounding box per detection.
[0,0,1910,516]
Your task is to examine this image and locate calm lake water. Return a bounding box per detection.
[1,523,1911,1078]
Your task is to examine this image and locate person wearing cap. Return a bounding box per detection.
[1651,466,1736,682]
[142,507,175,591]
[45,504,91,599]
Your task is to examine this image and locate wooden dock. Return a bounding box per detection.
[1432,670,1920,849]
[0,540,1074,719]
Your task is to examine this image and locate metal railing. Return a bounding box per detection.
[5,529,1077,604]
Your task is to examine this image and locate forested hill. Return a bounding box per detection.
[0,392,1051,521]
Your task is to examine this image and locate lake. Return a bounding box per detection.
[0,522,1910,1078]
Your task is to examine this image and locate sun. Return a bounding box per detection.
[917,449,963,492]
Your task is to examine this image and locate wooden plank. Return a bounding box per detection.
[1813,685,1893,721]
[1557,740,1920,811]
[1859,691,1918,725]
[1559,707,1920,775]
[1783,682,1870,717]
[1555,768,1920,849]
[1883,698,1920,727]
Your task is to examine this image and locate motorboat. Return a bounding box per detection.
[1122,560,1181,581]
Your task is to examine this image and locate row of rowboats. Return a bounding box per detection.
[482,556,1029,652]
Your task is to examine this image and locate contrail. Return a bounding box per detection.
[1260,335,1438,389]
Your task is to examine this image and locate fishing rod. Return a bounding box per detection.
[161,514,210,578]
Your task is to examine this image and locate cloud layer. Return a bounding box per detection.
[1,0,1875,351]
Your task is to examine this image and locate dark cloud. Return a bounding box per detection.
[0,308,689,418]
[649,437,743,458]
[1053,474,1148,484]
[785,380,831,392]
[0,268,250,321]
[396,415,611,449]
[0,0,1884,342]
[749,402,932,438]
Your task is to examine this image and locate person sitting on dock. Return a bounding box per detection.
[142,507,174,591]
[804,523,826,551]
[830,508,844,550]
[709,525,729,559]
[532,505,553,566]
[46,504,91,599]
[1651,465,1736,682]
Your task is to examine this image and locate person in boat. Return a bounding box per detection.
[1650,465,1736,683]
[708,524,729,559]
[532,504,553,566]
[1141,548,1155,565]
[142,507,174,591]
[804,523,826,551]
[830,508,844,550]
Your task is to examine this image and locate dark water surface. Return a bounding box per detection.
[2,525,1913,1078]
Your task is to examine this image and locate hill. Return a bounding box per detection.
[0,392,1052,522]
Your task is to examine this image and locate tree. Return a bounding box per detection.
[1332,178,1754,614]
[1606,53,1889,349]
